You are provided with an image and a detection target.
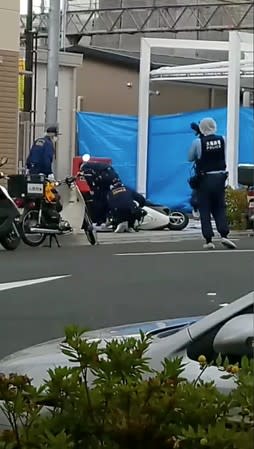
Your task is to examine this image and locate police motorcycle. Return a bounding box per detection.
[14,156,97,247]
[80,155,189,232]
[0,157,21,251]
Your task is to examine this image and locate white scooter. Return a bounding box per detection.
[79,154,189,233]
[0,157,21,250]
[140,205,189,231]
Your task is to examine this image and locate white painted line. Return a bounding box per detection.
[207,292,217,296]
[0,275,71,292]
[219,303,229,307]
[115,249,254,256]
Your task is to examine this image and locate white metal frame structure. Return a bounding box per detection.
[137,32,254,195]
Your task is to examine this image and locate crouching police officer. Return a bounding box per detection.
[188,117,236,250]
[107,180,143,233]
[26,126,58,177]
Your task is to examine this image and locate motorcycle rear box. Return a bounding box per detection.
[7,175,27,198]
[8,174,45,199]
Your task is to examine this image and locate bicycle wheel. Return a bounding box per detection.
[82,210,97,246]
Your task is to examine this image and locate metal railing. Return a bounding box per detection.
[20,2,254,44]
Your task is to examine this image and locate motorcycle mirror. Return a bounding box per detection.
[0,157,8,167]
[82,154,91,163]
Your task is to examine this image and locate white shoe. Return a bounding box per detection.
[203,242,215,250]
[93,223,112,232]
[114,221,128,233]
[221,237,237,249]
[192,209,200,220]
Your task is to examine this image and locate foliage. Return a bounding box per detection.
[225,187,248,230]
[0,325,253,449]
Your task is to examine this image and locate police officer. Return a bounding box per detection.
[188,117,236,250]
[190,122,203,219]
[107,180,141,233]
[26,126,58,177]
[80,160,120,225]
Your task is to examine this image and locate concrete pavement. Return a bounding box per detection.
[0,237,253,359]
[0,219,250,249]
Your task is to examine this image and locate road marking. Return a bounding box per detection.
[0,275,71,292]
[207,292,217,296]
[219,303,229,307]
[115,249,254,256]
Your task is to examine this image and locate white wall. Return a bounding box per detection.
[35,64,75,179]
[0,0,20,52]
[34,51,82,179]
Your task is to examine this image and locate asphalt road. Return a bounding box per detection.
[0,236,253,359]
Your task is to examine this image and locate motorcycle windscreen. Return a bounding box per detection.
[58,183,85,232]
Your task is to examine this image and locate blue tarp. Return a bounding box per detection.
[77,112,137,189]
[77,107,254,211]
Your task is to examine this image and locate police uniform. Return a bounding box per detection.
[80,162,120,224]
[107,183,138,227]
[189,118,236,249]
[26,136,54,176]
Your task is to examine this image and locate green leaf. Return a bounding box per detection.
[241,356,250,371]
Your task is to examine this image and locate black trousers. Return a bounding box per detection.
[111,206,142,228]
[190,190,199,211]
[197,173,229,241]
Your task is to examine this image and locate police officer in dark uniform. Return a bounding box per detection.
[80,160,120,225]
[26,126,58,176]
[107,180,142,233]
[188,117,236,250]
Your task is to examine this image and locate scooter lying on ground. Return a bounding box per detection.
[0,157,21,251]
[238,164,254,234]
[140,201,189,231]
[10,160,97,248]
[79,155,189,232]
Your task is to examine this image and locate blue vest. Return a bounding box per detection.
[197,134,226,173]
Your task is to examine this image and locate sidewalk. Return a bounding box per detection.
[67,220,250,246]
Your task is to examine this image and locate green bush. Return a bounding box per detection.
[225,187,248,230]
[0,326,253,449]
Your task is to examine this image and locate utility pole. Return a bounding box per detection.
[61,0,68,50]
[45,0,61,130]
[24,0,33,113]
[45,0,61,177]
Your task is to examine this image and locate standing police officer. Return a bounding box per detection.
[188,117,236,250]
[26,126,58,177]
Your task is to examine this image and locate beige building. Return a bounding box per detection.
[0,0,20,173]
[70,46,228,115]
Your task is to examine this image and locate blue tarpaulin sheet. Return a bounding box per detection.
[77,107,254,211]
[77,112,137,189]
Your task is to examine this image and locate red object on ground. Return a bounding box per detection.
[72,156,112,193]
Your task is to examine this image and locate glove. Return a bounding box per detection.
[48,173,55,181]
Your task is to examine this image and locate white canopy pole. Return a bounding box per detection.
[226,31,241,188]
[137,38,151,196]
[137,34,253,196]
